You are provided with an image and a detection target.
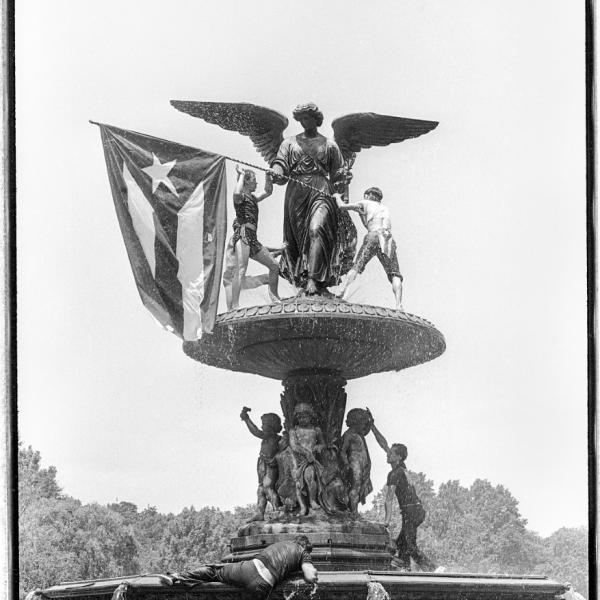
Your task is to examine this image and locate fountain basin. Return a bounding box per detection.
[183,298,446,380]
[37,570,567,600]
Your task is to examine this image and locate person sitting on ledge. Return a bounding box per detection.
[167,535,318,599]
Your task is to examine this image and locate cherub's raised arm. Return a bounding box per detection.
[240,408,265,439]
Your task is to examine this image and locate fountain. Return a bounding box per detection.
[29,103,567,600]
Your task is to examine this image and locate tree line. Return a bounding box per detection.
[18,444,588,598]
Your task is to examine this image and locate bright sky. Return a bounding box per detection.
[16,1,587,537]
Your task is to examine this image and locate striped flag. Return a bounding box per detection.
[97,123,227,339]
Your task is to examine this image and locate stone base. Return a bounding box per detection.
[224,514,393,571]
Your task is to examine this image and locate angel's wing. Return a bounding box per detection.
[170,101,288,164]
[331,113,438,162]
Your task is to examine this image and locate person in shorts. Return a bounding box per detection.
[222,165,285,310]
[335,187,403,310]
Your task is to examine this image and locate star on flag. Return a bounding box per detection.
[142,153,179,196]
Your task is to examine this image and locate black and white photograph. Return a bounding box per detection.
[13,2,592,600]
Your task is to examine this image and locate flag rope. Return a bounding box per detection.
[220,154,337,200]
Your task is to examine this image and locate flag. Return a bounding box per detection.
[96,123,227,339]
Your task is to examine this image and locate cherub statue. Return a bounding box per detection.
[240,407,283,521]
[170,100,438,296]
[288,402,326,515]
[335,187,403,309]
[340,408,373,513]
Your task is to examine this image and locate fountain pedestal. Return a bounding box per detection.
[226,516,392,571]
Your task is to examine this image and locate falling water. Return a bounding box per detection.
[284,580,301,600]
[366,581,391,600]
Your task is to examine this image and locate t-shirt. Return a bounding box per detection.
[255,541,313,583]
[357,200,391,232]
[386,462,421,508]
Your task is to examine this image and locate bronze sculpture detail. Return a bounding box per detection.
[170,99,438,296]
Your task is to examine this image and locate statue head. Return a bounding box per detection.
[388,443,408,464]
[294,402,316,426]
[293,102,324,128]
[261,412,282,434]
[364,187,383,203]
[345,408,372,435]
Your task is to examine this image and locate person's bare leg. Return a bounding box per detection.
[392,276,403,310]
[253,248,280,301]
[242,274,269,289]
[341,268,358,299]
[232,241,250,309]
[222,243,238,310]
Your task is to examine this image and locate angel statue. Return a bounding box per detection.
[170,100,438,296]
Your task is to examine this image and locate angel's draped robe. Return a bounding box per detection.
[272,133,351,287]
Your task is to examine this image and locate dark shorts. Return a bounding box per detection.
[354,231,402,283]
[217,561,273,599]
[232,225,263,258]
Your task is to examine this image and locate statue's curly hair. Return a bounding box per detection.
[261,412,282,433]
[292,102,324,127]
[346,408,369,428]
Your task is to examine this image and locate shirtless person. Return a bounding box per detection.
[289,403,326,515]
[240,407,283,521]
[222,165,284,309]
[335,187,403,310]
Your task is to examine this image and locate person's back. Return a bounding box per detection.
[359,199,391,232]
[256,539,313,582]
